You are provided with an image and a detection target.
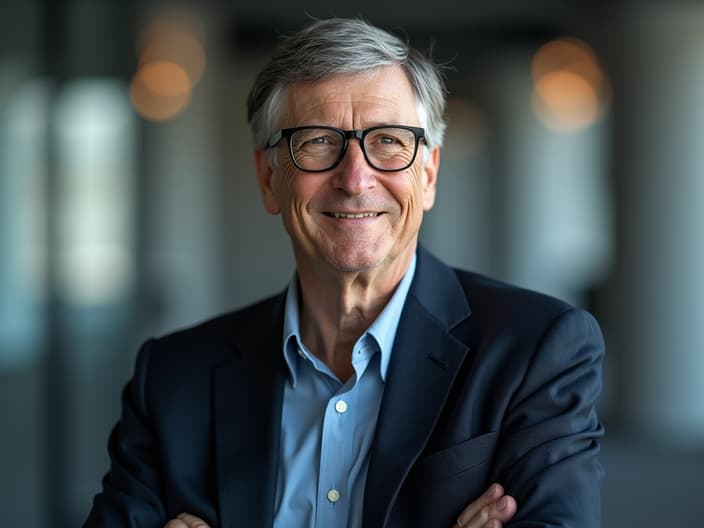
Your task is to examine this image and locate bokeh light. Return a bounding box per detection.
[531,37,611,132]
[130,10,206,122]
[130,62,191,121]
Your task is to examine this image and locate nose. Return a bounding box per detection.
[331,139,376,195]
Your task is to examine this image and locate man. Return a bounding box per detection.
[85,17,604,528]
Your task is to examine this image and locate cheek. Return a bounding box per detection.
[273,164,299,200]
[275,168,323,223]
[394,171,426,214]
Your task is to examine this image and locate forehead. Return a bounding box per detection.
[279,65,420,128]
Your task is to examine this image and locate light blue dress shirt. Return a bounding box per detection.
[273,254,417,528]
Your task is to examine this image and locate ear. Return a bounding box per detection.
[254,148,281,215]
[421,145,440,211]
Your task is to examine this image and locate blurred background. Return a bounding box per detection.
[1,0,703,526]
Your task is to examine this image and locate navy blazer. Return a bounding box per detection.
[85,247,604,527]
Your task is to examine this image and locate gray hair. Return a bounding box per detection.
[246,17,448,151]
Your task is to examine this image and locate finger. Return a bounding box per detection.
[492,495,518,523]
[458,494,518,528]
[456,483,504,525]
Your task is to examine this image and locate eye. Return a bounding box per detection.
[292,129,342,151]
[309,135,333,145]
[378,135,399,145]
[366,128,413,149]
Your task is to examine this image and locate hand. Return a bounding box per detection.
[164,513,210,528]
[453,483,517,528]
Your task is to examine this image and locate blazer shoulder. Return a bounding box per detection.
[452,268,597,335]
[414,247,595,334]
[142,291,286,368]
[158,292,285,341]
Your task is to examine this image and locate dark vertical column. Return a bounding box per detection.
[40,0,69,524]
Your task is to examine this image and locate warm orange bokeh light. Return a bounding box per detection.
[533,71,600,132]
[130,63,191,122]
[129,9,206,122]
[531,36,610,132]
[532,38,603,88]
[137,61,191,97]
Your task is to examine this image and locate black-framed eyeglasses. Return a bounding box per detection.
[265,125,426,172]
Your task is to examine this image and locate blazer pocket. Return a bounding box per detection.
[392,432,500,527]
[412,431,499,482]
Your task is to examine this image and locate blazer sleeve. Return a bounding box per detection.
[492,307,605,527]
[83,339,168,527]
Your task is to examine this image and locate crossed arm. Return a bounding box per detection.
[165,483,517,528]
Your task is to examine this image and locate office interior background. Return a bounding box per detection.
[1,0,703,526]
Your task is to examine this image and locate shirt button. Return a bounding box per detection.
[335,400,348,413]
[327,489,341,503]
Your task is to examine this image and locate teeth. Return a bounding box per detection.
[331,212,379,219]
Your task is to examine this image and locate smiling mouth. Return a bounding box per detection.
[324,212,381,219]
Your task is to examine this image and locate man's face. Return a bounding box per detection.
[255,65,439,277]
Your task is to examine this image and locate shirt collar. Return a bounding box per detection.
[282,253,417,387]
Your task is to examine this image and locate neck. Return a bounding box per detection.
[295,249,414,381]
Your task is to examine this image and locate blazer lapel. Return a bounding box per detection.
[213,294,286,528]
[363,248,473,527]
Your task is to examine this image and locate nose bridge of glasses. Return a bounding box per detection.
[339,130,368,167]
[338,129,366,161]
[344,129,365,142]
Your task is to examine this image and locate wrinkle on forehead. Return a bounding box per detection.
[280,65,420,129]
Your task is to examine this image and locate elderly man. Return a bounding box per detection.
[84,17,604,528]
